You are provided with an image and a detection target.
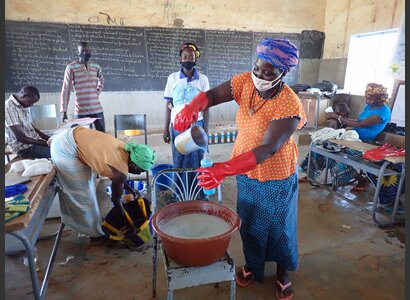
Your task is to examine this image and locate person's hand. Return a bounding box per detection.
[163,129,171,144]
[112,199,127,224]
[197,163,230,189]
[47,137,53,147]
[173,104,198,132]
[326,112,339,119]
[173,91,209,132]
[61,112,68,124]
[196,150,257,189]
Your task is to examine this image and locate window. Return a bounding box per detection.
[344,29,399,96]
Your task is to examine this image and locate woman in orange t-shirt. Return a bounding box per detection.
[173,38,306,300]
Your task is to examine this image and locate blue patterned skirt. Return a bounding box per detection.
[300,149,361,187]
[236,172,299,281]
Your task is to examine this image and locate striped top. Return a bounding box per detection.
[5,95,42,152]
[231,72,307,181]
[60,60,105,115]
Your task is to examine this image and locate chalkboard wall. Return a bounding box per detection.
[5,21,325,92]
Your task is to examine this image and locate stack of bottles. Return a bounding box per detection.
[208,129,238,145]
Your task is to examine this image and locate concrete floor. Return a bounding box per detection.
[5,130,405,300]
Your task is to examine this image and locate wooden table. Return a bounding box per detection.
[5,162,65,300]
[306,140,405,225]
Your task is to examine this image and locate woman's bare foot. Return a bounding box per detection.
[276,265,293,298]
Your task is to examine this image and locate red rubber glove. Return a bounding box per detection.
[173,91,209,132]
[196,150,257,189]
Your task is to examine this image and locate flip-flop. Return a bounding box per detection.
[276,280,294,300]
[351,185,366,192]
[235,266,253,287]
[298,176,308,183]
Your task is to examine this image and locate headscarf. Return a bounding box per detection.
[180,42,201,59]
[124,143,156,171]
[365,83,389,102]
[256,37,299,72]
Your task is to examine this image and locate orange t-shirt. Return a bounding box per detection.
[231,72,307,181]
[73,127,129,178]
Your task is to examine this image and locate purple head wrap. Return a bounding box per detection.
[256,37,299,72]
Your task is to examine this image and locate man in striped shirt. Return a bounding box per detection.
[60,41,106,132]
[5,86,51,158]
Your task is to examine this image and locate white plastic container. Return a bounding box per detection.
[174,125,208,155]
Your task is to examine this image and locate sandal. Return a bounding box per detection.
[298,176,308,183]
[276,280,294,300]
[351,185,366,192]
[236,266,253,287]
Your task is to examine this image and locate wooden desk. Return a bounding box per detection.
[5,164,65,300]
[6,169,56,233]
[306,140,405,225]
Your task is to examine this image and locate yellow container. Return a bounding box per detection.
[124,129,142,136]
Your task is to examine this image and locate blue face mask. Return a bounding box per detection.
[79,53,91,62]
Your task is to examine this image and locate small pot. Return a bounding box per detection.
[174,125,207,155]
[152,200,241,266]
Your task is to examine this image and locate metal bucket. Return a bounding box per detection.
[174,125,207,155]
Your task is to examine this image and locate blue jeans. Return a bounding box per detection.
[75,112,105,132]
[18,145,51,159]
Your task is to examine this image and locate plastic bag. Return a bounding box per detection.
[22,161,53,177]
[10,160,26,173]
[22,158,50,170]
[309,127,345,143]
[340,130,361,141]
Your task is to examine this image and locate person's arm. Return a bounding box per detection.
[33,126,50,141]
[108,165,127,220]
[60,65,73,123]
[96,66,104,94]
[197,117,300,189]
[205,80,234,107]
[203,108,209,133]
[327,112,381,128]
[173,80,232,132]
[163,100,172,143]
[202,76,210,133]
[8,125,48,146]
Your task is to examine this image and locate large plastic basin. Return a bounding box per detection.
[152,200,241,266]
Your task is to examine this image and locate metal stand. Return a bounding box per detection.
[151,168,236,299]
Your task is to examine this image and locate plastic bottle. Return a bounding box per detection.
[232,130,237,142]
[208,133,213,144]
[220,131,225,144]
[200,152,216,196]
[226,131,231,143]
[214,131,219,144]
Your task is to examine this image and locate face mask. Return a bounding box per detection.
[181,61,196,71]
[79,53,91,62]
[251,70,283,91]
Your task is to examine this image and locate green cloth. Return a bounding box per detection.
[5,195,30,222]
[124,143,156,171]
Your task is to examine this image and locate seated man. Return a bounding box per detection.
[5,86,51,159]
[327,102,350,129]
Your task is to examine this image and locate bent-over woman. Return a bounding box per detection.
[50,127,156,238]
